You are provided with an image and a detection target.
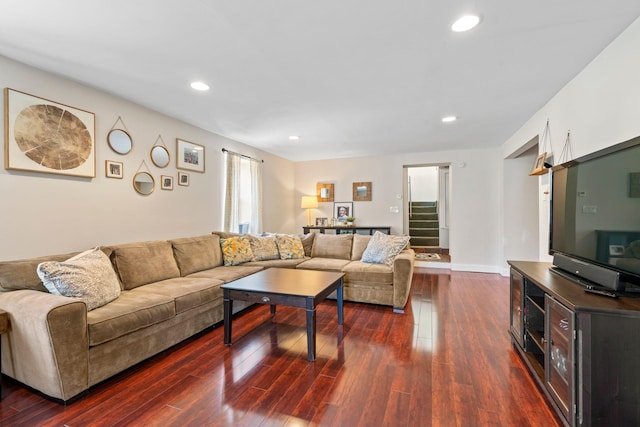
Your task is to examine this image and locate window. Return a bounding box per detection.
[223,151,263,233]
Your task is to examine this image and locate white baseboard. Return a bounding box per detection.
[415,260,451,269]
[450,263,501,274]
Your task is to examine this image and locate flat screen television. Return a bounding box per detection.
[550,135,640,290]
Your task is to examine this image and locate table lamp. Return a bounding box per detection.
[301,196,318,226]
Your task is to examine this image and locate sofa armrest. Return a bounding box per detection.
[392,249,415,312]
[0,290,88,401]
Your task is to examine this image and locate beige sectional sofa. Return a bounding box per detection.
[0,231,414,401]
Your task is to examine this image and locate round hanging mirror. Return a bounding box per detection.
[150,145,170,168]
[107,129,133,155]
[133,171,155,195]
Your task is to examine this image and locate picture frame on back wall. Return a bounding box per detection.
[5,88,96,178]
[105,160,123,179]
[176,138,205,173]
[334,202,353,222]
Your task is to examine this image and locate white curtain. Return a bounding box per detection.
[223,152,241,232]
[223,151,263,233]
[249,158,263,234]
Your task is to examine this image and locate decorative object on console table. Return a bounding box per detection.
[176,138,205,173]
[345,216,355,226]
[352,181,372,201]
[301,195,318,226]
[316,183,334,202]
[315,217,328,226]
[5,88,96,177]
[334,202,353,223]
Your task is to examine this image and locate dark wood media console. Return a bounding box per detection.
[508,261,640,427]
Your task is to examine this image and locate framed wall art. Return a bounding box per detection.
[105,160,123,179]
[178,171,190,186]
[334,202,353,221]
[161,175,174,190]
[176,138,205,173]
[316,183,334,202]
[353,181,372,201]
[5,88,96,177]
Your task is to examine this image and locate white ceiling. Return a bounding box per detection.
[1,1,639,162]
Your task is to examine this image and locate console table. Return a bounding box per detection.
[302,226,391,235]
[508,260,640,426]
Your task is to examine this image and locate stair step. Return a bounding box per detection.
[409,220,439,228]
[411,237,440,246]
[410,206,437,214]
[409,228,439,237]
[410,201,437,207]
[410,213,438,220]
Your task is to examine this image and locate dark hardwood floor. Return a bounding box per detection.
[0,268,561,426]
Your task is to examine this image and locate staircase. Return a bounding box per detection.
[409,201,439,247]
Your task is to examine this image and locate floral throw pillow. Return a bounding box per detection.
[275,234,305,259]
[220,236,254,266]
[248,235,280,261]
[361,231,410,266]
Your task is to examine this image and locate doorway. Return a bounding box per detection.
[403,164,451,261]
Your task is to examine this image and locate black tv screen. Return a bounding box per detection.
[550,135,640,287]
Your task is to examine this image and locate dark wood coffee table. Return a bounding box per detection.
[222,268,344,361]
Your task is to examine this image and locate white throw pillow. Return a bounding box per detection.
[361,231,410,266]
[37,247,121,311]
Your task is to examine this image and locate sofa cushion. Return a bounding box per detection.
[248,235,280,261]
[296,257,351,272]
[298,233,315,257]
[275,234,305,259]
[245,258,309,268]
[342,261,394,284]
[131,277,224,314]
[187,265,264,283]
[362,232,410,266]
[351,235,372,260]
[111,241,181,290]
[37,248,121,311]
[170,235,223,276]
[87,291,175,346]
[0,251,79,291]
[220,236,254,266]
[311,233,353,260]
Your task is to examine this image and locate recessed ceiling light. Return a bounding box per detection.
[288,135,300,140]
[190,81,210,91]
[451,15,480,32]
[442,116,457,123]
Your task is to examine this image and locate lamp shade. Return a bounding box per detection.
[301,196,318,209]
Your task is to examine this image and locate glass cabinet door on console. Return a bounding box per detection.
[545,295,575,426]
[510,270,524,348]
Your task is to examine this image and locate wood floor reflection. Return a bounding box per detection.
[0,268,561,426]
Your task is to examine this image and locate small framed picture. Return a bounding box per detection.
[105,160,123,179]
[178,171,190,186]
[161,175,173,190]
[315,217,328,226]
[176,138,205,173]
[334,202,353,221]
[609,245,625,256]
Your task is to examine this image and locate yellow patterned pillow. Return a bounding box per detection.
[275,234,305,259]
[220,236,254,266]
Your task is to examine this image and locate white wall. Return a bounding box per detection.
[408,167,438,201]
[295,148,503,273]
[500,16,640,270]
[0,56,295,260]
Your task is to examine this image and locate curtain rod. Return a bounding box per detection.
[221,148,264,163]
